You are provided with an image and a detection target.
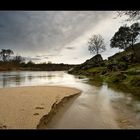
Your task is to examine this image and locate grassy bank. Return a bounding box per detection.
[69,64,140,97]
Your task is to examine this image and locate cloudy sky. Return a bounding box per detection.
[0,11,132,64]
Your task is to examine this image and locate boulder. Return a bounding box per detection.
[68,54,104,73]
[81,54,103,70]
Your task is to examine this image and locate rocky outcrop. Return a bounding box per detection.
[82,54,103,69]
[108,51,134,64]
[68,54,103,73]
[107,61,128,71]
[108,43,140,63]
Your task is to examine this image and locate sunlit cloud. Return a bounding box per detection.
[0,11,128,64]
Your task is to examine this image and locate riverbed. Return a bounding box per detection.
[0,71,140,128]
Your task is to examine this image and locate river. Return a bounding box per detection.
[0,71,140,128]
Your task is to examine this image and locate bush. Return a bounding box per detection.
[107,61,128,71]
[118,61,128,70]
[126,68,140,75]
[110,73,127,83]
[130,77,140,87]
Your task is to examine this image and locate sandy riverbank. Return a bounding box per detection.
[0,86,81,129]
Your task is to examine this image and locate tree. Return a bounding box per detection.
[129,23,140,48]
[117,11,140,21]
[12,55,25,65]
[110,25,131,50]
[27,60,34,65]
[47,61,52,64]
[88,34,106,55]
[0,49,14,62]
[110,23,140,50]
[110,22,140,52]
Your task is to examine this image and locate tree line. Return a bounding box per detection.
[0,49,25,65]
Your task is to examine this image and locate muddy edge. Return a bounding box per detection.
[37,92,81,129]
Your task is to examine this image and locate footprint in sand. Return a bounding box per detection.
[33,113,39,116]
[35,106,44,109]
[0,124,7,128]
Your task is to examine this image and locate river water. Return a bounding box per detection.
[0,71,140,128]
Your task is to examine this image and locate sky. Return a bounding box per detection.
[0,11,133,64]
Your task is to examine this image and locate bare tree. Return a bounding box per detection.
[12,55,25,64]
[0,49,14,62]
[88,34,106,55]
[117,11,140,21]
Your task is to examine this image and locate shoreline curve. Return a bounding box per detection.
[37,92,81,129]
[0,86,81,129]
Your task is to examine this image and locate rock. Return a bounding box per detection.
[85,54,103,65]
[108,43,140,64]
[80,54,103,70]
[68,54,104,73]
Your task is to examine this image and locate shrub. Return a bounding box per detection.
[110,73,127,83]
[130,77,140,87]
[118,61,128,70]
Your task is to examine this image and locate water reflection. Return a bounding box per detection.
[0,71,140,128]
[0,71,66,88]
[0,72,26,88]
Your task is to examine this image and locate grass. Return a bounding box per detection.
[72,64,140,97]
[87,67,105,73]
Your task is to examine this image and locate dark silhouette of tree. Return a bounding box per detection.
[88,34,106,55]
[110,22,140,54]
[47,61,52,64]
[110,25,131,50]
[12,55,25,65]
[0,49,14,62]
[129,23,140,49]
[117,11,140,21]
[27,60,34,66]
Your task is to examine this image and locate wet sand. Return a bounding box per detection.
[0,86,81,129]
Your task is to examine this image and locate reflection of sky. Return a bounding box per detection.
[1,71,140,126]
[0,71,75,88]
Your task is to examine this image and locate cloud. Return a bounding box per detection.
[73,57,78,59]
[23,56,41,61]
[65,47,75,50]
[43,56,49,59]
[36,54,63,58]
[0,11,111,53]
[0,11,126,64]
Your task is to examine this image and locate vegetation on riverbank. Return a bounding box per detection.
[68,43,140,97]
[69,19,140,96]
[0,49,77,71]
[0,61,76,71]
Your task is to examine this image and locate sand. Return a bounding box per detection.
[0,86,81,129]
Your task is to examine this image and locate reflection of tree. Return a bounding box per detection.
[47,73,53,81]
[15,74,22,86]
[2,77,8,88]
[10,73,26,87]
[27,75,33,81]
[17,74,26,86]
